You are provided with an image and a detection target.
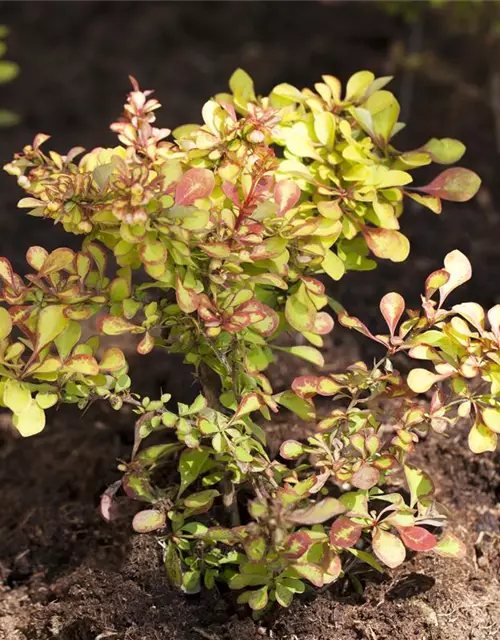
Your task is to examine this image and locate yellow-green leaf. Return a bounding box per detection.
[0,306,12,340]
[13,402,46,437]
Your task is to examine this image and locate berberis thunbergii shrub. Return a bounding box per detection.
[1,69,491,612]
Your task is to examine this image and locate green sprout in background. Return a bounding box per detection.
[0,25,19,127]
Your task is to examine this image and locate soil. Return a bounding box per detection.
[0,2,500,639]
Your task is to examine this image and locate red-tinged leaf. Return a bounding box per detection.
[289,497,346,525]
[252,308,279,337]
[26,246,49,271]
[397,526,437,552]
[280,439,305,459]
[232,393,263,422]
[222,181,241,206]
[301,277,325,296]
[274,180,301,215]
[99,347,127,372]
[351,465,380,490]
[139,240,167,266]
[438,250,472,306]
[283,531,312,559]
[416,167,481,202]
[86,242,107,278]
[137,332,155,355]
[380,292,405,336]
[293,563,324,587]
[66,354,100,376]
[433,532,466,559]
[98,315,139,336]
[0,257,16,288]
[338,313,388,347]
[291,375,319,399]
[233,300,279,336]
[248,586,269,611]
[175,168,215,205]
[313,311,334,335]
[372,528,406,568]
[234,300,267,324]
[132,509,166,533]
[363,227,410,263]
[425,269,450,298]
[39,248,75,275]
[175,277,199,314]
[199,242,231,258]
[330,516,363,548]
[75,252,92,280]
[324,553,342,579]
[100,480,122,522]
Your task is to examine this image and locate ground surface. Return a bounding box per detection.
[0,2,500,639]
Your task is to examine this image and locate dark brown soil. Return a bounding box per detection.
[1,2,500,639]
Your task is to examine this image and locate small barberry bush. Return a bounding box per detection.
[1,68,491,613]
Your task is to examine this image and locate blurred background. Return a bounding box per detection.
[0,0,499,334]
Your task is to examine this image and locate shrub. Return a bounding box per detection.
[1,69,488,613]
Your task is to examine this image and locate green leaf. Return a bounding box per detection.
[314,111,336,149]
[132,509,166,533]
[184,489,219,509]
[0,306,12,340]
[275,583,294,607]
[372,528,405,569]
[12,402,46,437]
[345,70,375,101]
[164,541,183,588]
[433,532,466,559]
[244,536,267,562]
[35,306,69,352]
[97,315,139,336]
[229,68,256,106]
[0,61,19,84]
[348,548,384,573]
[4,379,31,413]
[178,448,210,496]
[248,586,269,611]
[285,291,315,333]
[289,497,345,525]
[54,321,82,360]
[273,345,324,368]
[322,250,345,281]
[421,138,466,165]
[404,464,434,507]
[99,347,127,372]
[35,392,58,410]
[468,420,497,453]
[279,439,305,460]
[181,570,201,594]
[292,563,324,587]
[275,390,315,421]
[66,354,100,376]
